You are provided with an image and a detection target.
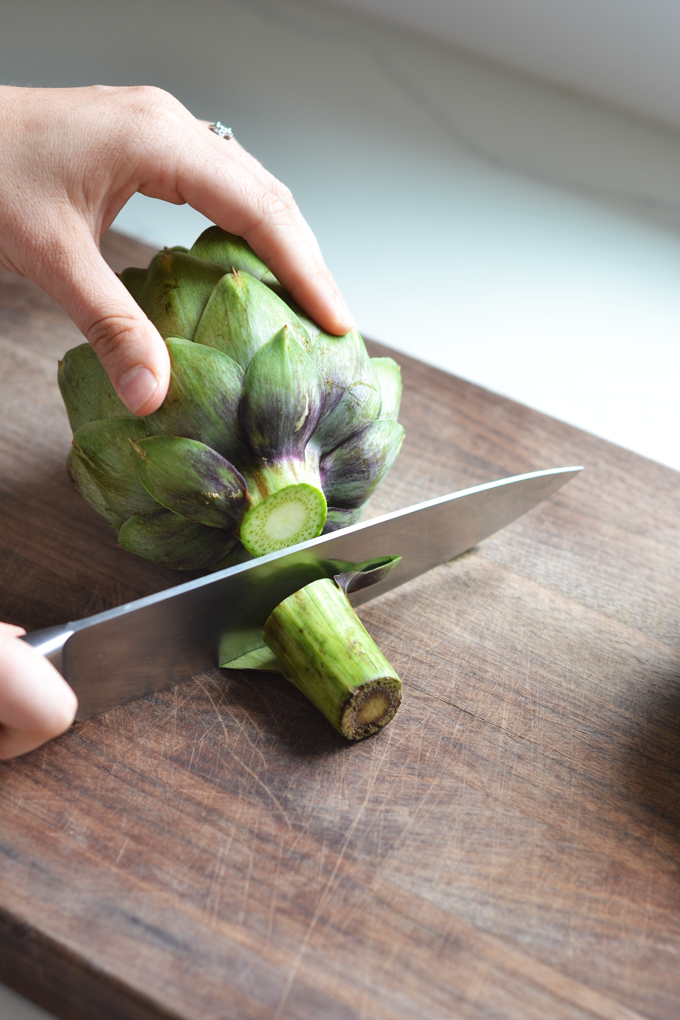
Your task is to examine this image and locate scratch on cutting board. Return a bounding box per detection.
[115,835,130,866]
[272,734,396,1020]
[196,677,292,827]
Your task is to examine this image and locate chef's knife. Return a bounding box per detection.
[23,466,581,720]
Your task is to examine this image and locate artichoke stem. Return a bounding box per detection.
[244,458,320,503]
[239,459,326,556]
[262,578,402,740]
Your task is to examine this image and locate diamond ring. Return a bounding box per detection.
[209,122,233,140]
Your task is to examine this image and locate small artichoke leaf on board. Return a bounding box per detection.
[329,554,402,594]
[221,645,283,672]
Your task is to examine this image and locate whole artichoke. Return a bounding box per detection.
[58,227,404,570]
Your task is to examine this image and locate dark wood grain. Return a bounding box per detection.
[0,231,678,1020]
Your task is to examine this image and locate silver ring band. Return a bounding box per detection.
[209,121,233,140]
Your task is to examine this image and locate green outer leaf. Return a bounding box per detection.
[139,251,224,340]
[331,555,401,594]
[220,645,282,672]
[118,266,149,305]
[193,270,310,369]
[58,344,129,433]
[132,435,248,530]
[239,326,324,460]
[144,337,246,462]
[321,419,405,509]
[71,418,157,519]
[118,509,238,570]
[67,448,126,529]
[270,290,323,341]
[322,506,365,533]
[309,329,381,455]
[372,357,402,421]
[189,226,278,288]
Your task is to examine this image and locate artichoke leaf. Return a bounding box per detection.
[372,357,403,421]
[220,644,283,672]
[321,419,404,509]
[71,418,157,518]
[239,326,324,460]
[67,448,126,529]
[144,337,246,463]
[309,329,381,454]
[131,435,249,531]
[193,269,310,368]
[118,266,149,305]
[331,555,401,594]
[58,344,130,432]
[138,250,224,340]
[322,506,365,533]
[119,509,238,570]
[189,226,279,288]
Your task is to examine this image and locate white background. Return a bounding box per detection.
[1,1,679,1015]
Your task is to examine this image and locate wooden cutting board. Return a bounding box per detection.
[1,231,679,1020]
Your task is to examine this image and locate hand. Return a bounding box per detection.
[0,84,356,416]
[0,623,78,760]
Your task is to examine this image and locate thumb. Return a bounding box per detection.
[41,230,170,415]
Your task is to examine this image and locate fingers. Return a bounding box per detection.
[0,622,26,639]
[161,121,356,336]
[0,630,78,760]
[32,225,171,416]
[244,207,357,337]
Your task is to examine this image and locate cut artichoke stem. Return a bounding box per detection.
[243,457,320,502]
[239,457,326,555]
[262,577,402,741]
[240,483,326,556]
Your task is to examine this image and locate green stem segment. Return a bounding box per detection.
[262,578,402,740]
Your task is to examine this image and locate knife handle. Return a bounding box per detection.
[20,625,75,675]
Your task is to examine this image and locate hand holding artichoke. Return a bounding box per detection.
[59,226,404,568]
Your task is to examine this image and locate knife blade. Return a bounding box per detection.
[23,465,581,720]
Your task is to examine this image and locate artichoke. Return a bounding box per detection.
[58,226,404,570]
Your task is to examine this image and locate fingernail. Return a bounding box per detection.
[335,292,357,330]
[119,365,158,413]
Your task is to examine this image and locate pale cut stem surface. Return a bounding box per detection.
[239,458,326,555]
